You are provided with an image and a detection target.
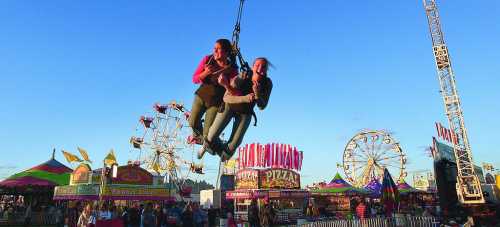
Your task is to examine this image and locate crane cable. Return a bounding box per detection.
[231,0,251,74]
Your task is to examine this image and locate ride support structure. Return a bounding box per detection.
[422,0,484,204]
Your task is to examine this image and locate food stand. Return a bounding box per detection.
[53,163,175,201]
[364,178,383,198]
[397,180,439,214]
[225,143,308,225]
[309,173,367,217]
[0,153,73,226]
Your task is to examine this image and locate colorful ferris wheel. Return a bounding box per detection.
[342,130,407,187]
[129,101,204,190]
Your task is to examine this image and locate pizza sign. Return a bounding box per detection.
[236,169,259,189]
[260,168,300,189]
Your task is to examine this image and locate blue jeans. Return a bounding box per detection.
[207,103,252,156]
[189,95,219,139]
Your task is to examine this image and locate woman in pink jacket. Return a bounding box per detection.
[189,39,238,145]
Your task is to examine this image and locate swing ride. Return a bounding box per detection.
[128,0,251,193]
[130,101,204,191]
[231,0,251,75]
[342,130,407,188]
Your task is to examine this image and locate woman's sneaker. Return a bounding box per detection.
[197,139,215,159]
[220,146,234,162]
[187,135,203,145]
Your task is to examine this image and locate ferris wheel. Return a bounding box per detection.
[130,101,203,190]
[342,130,407,187]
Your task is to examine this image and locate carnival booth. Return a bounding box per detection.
[364,178,383,198]
[397,180,439,214]
[308,173,368,217]
[0,152,72,225]
[0,154,72,199]
[53,162,175,201]
[226,143,309,225]
[397,180,420,195]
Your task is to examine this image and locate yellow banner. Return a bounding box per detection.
[78,147,92,163]
[104,149,117,166]
[61,150,82,163]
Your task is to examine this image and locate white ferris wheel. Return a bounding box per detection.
[342,130,407,187]
[130,101,204,190]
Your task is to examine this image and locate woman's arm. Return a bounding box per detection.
[223,91,254,104]
[218,74,241,95]
[230,74,247,90]
[192,56,213,84]
[255,78,273,110]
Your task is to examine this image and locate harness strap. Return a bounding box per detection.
[231,0,251,74]
[252,111,257,127]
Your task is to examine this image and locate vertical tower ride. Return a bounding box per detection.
[422,0,484,204]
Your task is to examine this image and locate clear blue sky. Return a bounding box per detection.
[1,1,499,186]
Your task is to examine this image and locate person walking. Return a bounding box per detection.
[356,200,367,219]
[153,204,163,227]
[181,203,194,227]
[141,203,155,227]
[77,204,93,227]
[67,202,79,227]
[23,203,32,227]
[207,207,217,227]
[226,212,237,227]
[121,207,130,227]
[55,205,65,227]
[248,200,260,227]
[192,203,206,227]
[129,204,141,227]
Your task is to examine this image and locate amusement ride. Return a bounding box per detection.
[130,101,204,192]
[422,0,484,204]
[128,0,251,193]
[342,130,407,188]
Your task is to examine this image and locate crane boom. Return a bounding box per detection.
[422,0,484,204]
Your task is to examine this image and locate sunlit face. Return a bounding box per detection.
[85,205,91,213]
[253,59,268,76]
[213,42,227,61]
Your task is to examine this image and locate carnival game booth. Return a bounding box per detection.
[0,155,72,198]
[308,173,368,218]
[396,180,439,214]
[54,162,175,202]
[364,178,383,198]
[226,143,309,225]
[0,152,72,226]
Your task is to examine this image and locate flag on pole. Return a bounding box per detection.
[61,150,82,163]
[152,161,161,173]
[104,149,117,166]
[77,147,92,163]
[381,168,400,217]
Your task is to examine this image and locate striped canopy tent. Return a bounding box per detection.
[0,153,72,195]
[397,180,421,194]
[364,178,382,197]
[312,173,368,194]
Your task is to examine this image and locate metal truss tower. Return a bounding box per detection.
[422,0,484,204]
